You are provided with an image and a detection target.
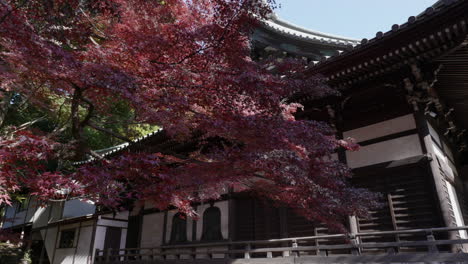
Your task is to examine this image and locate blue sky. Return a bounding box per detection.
[275,0,438,39]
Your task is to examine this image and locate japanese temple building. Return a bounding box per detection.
[3,0,468,263]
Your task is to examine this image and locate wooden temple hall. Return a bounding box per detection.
[4,0,468,263]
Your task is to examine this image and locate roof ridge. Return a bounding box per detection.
[74,128,164,165]
[268,14,360,43]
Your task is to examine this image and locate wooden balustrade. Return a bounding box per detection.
[94,226,468,263]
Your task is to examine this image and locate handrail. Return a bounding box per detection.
[356,226,468,236]
[94,226,468,263]
[160,233,346,249]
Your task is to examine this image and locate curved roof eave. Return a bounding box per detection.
[259,13,360,47]
[308,0,461,71]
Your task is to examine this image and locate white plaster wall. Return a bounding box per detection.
[75,225,94,264]
[53,248,75,264]
[32,206,49,228]
[141,212,164,247]
[62,199,95,219]
[196,200,229,241]
[343,114,416,142]
[50,222,95,264]
[120,228,127,249]
[346,134,423,168]
[41,226,58,264]
[97,219,128,228]
[94,226,107,251]
[52,222,83,264]
[102,211,129,220]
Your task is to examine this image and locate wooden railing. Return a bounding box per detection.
[95,226,468,263]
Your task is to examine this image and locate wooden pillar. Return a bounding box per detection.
[162,211,168,244]
[72,221,82,264]
[192,206,198,241]
[39,202,54,264]
[416,112,455,234]
[279,207,288,238]
[88,218,98,264]
[228,191,235,241]
[50,223,61,264]
[406,64,458,243]
[348,215,358,234]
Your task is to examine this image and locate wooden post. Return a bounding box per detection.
[190,247,196,260]
[95,249,100,263]
[282,241,290,257]
[292,240,299,257]
[244,244,251,259]
[106,248,112,262]
[267,251,273,258]
[427,231,439,253]
[350,234,361,256]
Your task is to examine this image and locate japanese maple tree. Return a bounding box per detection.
[0,0,378,231]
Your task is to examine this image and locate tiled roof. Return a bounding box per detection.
[310,0,462,67]
[73,128,163,165]
[260,14,360,47]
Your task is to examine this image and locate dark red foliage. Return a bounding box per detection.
[0,0,378,230]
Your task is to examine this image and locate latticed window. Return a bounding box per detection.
[170,213,187,244]
[201,206,223,241]
[59,229,76,248]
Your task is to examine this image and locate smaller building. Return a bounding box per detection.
[1,197,128,264]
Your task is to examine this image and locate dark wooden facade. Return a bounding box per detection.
[244,0,468,251]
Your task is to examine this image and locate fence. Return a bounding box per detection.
[95,226,468,263]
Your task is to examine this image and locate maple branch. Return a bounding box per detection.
[80,96,94,128]
[70,84,83,140]
[12,117,46,133]
[87,121,133,143]
[78,7,107,40]
[150,44,218,66]
[149,1,244,66]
